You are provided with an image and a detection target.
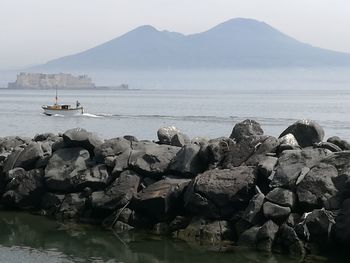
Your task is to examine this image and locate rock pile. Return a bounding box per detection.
[1,121,350,258]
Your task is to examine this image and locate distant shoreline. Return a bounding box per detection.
[0,86,133,90]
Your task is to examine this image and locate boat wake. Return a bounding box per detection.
[81,113,102,118]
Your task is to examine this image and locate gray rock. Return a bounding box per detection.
[278,133,299,147]
[14,142,44,170]
[297,209,335,244]
[263,201,291,221]
[206,137,235,168]
[238,226,260,247]
[245,136,280,166]
[168,144,207,176]
[1,168,44,209]
[334,198,350,245]
[0,136,30,153]
[275,224,305,258]
[296,163,338,211]
[327,136,350,151]
[41,193,65,215]
[184,167,256,219]
[91,170,140,211]
[279,119,325,148]
[314,142,342,152]
[94,137,131,164]
[229,119,264,142]
[321,151,350,174]
[256,220,279,252]
[241,192,265,225]
[271,148,330,189]
[134,177,190,221]
[45,148,110,192]
[63,128,103,154]
[257,156,278,179]
[266,188,296,208]
[129,141,180,176]
[157,126,189,146]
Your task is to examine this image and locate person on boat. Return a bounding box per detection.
[76,100,80,108]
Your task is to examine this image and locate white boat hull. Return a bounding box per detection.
[42,107,84,116]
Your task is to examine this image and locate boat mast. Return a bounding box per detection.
[55,87,58,105]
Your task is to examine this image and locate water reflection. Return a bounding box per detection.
[0,211,342,263]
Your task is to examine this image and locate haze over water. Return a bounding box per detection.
[1,68,350,141]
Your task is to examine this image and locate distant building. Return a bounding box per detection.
[8,73,95,89]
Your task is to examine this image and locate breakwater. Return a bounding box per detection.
[1,119,350,259]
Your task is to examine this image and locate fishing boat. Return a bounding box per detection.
[42,89,84,116]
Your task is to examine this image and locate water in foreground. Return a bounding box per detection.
[0,211,345,263]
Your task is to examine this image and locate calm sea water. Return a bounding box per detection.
[0,211,344,263]
[1,68,350,140]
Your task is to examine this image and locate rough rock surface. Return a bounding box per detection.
[279,119,325,148]
[184,167,256,219]
[63,128,103,154]
[229,119,264,142]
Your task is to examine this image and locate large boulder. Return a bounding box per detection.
[157,126,190,146]
[296,209,335,245]
[245,136,280,166]
[270,148,330,189]
[206,137,235,168]
[229,119,264,142]
[184,167,257,219]
[63,128,103,154]
[13,142,44,170]
[56,193,86,219]
[1,168,45,209]
[327,136,350,151]
[256,220,279,252]
[334,198,350,245]
[45,148,110,192]
[279,119,325,148]
[93,137,131,165]
[240,192,265,225]
[220,136,267,168]
[0,136,30,153]
[168,144,208,177]
[133,177,190,221]
[90,170,140,211]
[296,163,339,211]
[266,188,296,208]
[128,141,180,177]
[263,201,291,221]
[275,224,305,257]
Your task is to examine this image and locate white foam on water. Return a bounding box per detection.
[81,112,102,118]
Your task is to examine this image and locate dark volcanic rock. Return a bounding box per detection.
[14,142,44,170]
[266,188,296,208]
[134,177,190,221]
[41,192,65,215]
[0,136,30,153]
[256,220,279,252]
[157,126,189,146]
[229,119,264,142]
[296,163,339,211]
[63,128,103,154]
[238,226,260,247]
[91,170,140,211]
[314,142,342,152]
[245,136,280,166]
[270,148,330,189]
[129,141,180,176]
[45,148,110,192]
[263,201,291,221]
[321,151,350,174]
[241,192,265,225]
[275,224,305,257]
[93,137,131,165]
[257,156,278,179]
[279,119,325,148]
[334,198,350,245]
[184,167,257,219]
[296,209,335,245]
[206,137,235,168]
[327,136,350,151]
[220,136,267,168]
[2,168,45,209]
[168,144,207,177]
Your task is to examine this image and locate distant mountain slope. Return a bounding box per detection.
[40,18,350,70]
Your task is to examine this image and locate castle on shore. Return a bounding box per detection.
[8,73,95,89]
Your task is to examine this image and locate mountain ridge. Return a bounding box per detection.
[38,18,350,70]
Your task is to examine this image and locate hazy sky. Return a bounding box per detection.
[1,0,350,70]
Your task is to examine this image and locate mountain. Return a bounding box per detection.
[39,18,350,70]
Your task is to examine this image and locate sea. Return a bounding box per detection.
[1,68,350,263]
[1,68,350,141]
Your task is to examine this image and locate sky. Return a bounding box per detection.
[1,0,350,70]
